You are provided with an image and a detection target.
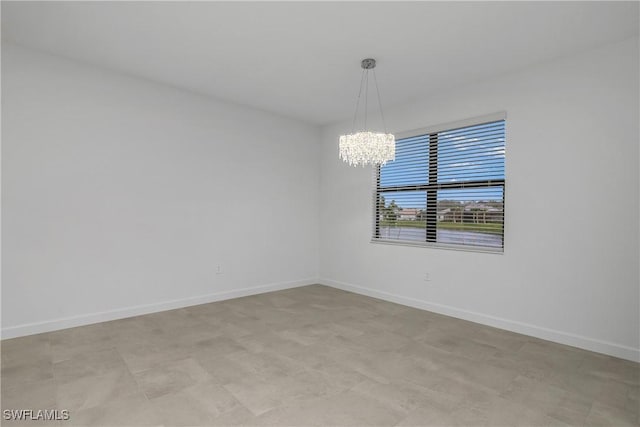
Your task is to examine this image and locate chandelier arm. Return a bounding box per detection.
[372,69,388,134]
[351,69,366,133]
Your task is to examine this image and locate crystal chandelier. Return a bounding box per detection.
[339,58,395,167]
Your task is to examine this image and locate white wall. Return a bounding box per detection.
[2,43,320,337]
[319,37,640,361]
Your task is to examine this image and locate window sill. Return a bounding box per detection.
[370,238,504,254]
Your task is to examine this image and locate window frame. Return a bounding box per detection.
[371,112,506,254]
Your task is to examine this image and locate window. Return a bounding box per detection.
[373,113,505,252]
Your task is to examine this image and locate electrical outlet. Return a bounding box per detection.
[216,265,223,275]
[424,272,431,281]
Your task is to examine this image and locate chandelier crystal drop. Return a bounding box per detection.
[339,58,395,167]
[339,131,395,167]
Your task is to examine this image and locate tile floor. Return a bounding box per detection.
[1,285,638,426]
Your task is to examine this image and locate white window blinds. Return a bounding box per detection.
[373,115,506,252]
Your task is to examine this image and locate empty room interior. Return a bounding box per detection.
[1,1,639,426]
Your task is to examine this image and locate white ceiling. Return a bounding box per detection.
[2,1,638,125]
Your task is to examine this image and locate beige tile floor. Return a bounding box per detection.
[2,285,638,426]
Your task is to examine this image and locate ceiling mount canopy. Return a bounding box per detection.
[339,58,395,167]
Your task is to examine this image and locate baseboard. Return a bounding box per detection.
[319,277,640,363]
[1,277,317,340]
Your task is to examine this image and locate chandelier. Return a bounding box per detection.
[339,58,395,167]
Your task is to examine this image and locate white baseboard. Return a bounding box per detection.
[319,277,640,363]
[1,277,317,340]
